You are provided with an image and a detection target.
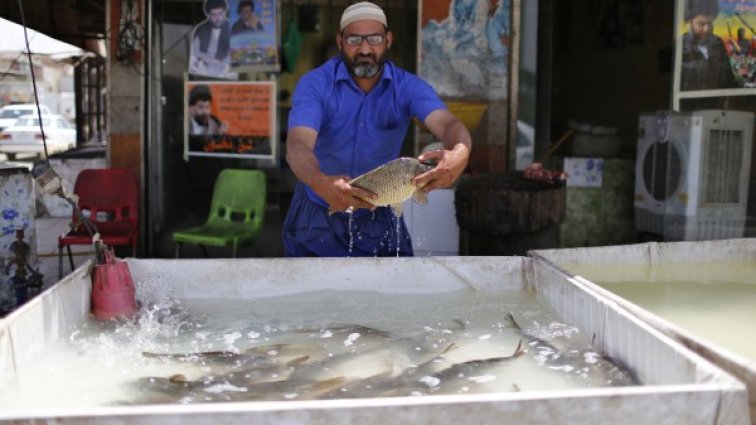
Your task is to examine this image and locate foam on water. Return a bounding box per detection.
[0,286,637,410]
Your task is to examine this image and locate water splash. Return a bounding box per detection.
[347,211,355,257]
[413,203,430,256]
[394,212,401,257]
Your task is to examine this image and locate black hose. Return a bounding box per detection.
[16,0,50,161]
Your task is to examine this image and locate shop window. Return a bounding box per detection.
[75,56,107,145]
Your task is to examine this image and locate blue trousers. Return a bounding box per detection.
[283,184,414,257]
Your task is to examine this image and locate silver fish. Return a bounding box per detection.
[348,157,432,217]
[141,342,329,373]
[286,327,458,387]
[317,342,458,399]
[141,324,390,366]
[132,374,346,404]
[391,340,524,395]
[428,340,525,383]
[504,312,562,351]
[504,313,638,386]
[132,323,466,403]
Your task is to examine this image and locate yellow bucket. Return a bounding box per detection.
[445,101,488,131]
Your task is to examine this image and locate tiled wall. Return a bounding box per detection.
[0,169,36,310]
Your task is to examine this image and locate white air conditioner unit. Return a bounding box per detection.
[635,110,754,241]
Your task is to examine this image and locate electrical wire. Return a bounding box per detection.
[116,0,142,62]
[0,50,32,82]
[15,0,99,239]
[16,0,49,160]
[111,0,163,83]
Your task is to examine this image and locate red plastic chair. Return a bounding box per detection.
[58,168,139,278]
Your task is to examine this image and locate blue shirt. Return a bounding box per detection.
[288,56,446,207]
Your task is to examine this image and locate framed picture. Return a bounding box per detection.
[228,0,280,72]
[416,0,514,171]
[188,0,237,79]
[673,0,756,109]
[418,0,510,101]
[184,80,277,161]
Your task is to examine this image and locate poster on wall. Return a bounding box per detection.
[188,0,237,79]
[228,0,280,72]
[418,0,511,101]
[184,80,277,161]
[673,0,756,107]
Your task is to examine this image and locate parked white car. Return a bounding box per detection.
[0,104,52,132]
[0,114,76,160]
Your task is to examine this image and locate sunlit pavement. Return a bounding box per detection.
[0,153,38,166]
[35,216,92,289]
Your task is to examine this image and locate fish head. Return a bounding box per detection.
[414,160,433,177]
[394,157,432,178]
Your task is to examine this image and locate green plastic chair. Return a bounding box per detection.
[173,169,266,258]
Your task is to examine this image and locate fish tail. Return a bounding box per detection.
[512,339,525,357]
[412,189,428,205]
[504,312,522,330]
[391,203,404,217]
[314,376,347,392]
[287,356,310,367]
[441,342,458,355]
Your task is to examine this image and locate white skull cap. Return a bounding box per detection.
[340,2,387,31]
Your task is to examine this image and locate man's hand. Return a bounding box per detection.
[413,144,470,191]
[285,125,377,213]
[311,174,377,214]
[417,109,472,191]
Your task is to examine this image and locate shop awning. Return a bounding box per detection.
[0,17,87,59]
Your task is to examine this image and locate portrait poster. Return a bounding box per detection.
[228,0,280,72]
[673,0,756,108]
[418,0,511,101]
[184,80,277,161]
[188,0,237,79]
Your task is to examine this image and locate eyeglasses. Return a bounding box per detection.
[343,33,384,46]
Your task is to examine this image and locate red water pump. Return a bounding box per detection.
[91,241,137,320]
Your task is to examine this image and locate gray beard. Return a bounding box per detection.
[353,62,380,78]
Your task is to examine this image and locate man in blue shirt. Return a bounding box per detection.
[284,1,472,257]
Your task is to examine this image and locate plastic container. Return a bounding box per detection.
[532,238,756,424]
[0,256,748,424]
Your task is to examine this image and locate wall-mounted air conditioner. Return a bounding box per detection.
[635,110,754,241]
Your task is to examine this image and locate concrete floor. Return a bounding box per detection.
[35,216,92,288]
[35,211,288,288]
[34,206,290,286]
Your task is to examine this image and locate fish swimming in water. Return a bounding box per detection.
[389,339,525,396]
[504,312,562,352]
[130,322,473,403]
[346,157,432,217]
[504,313,638,386]
[428,340,525,383]
[327,339,523,399]
[141,342,329,373]
[140,324,391,367]
[131,374,347,404]
[317,342,459,399]
[285,332,441,384]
